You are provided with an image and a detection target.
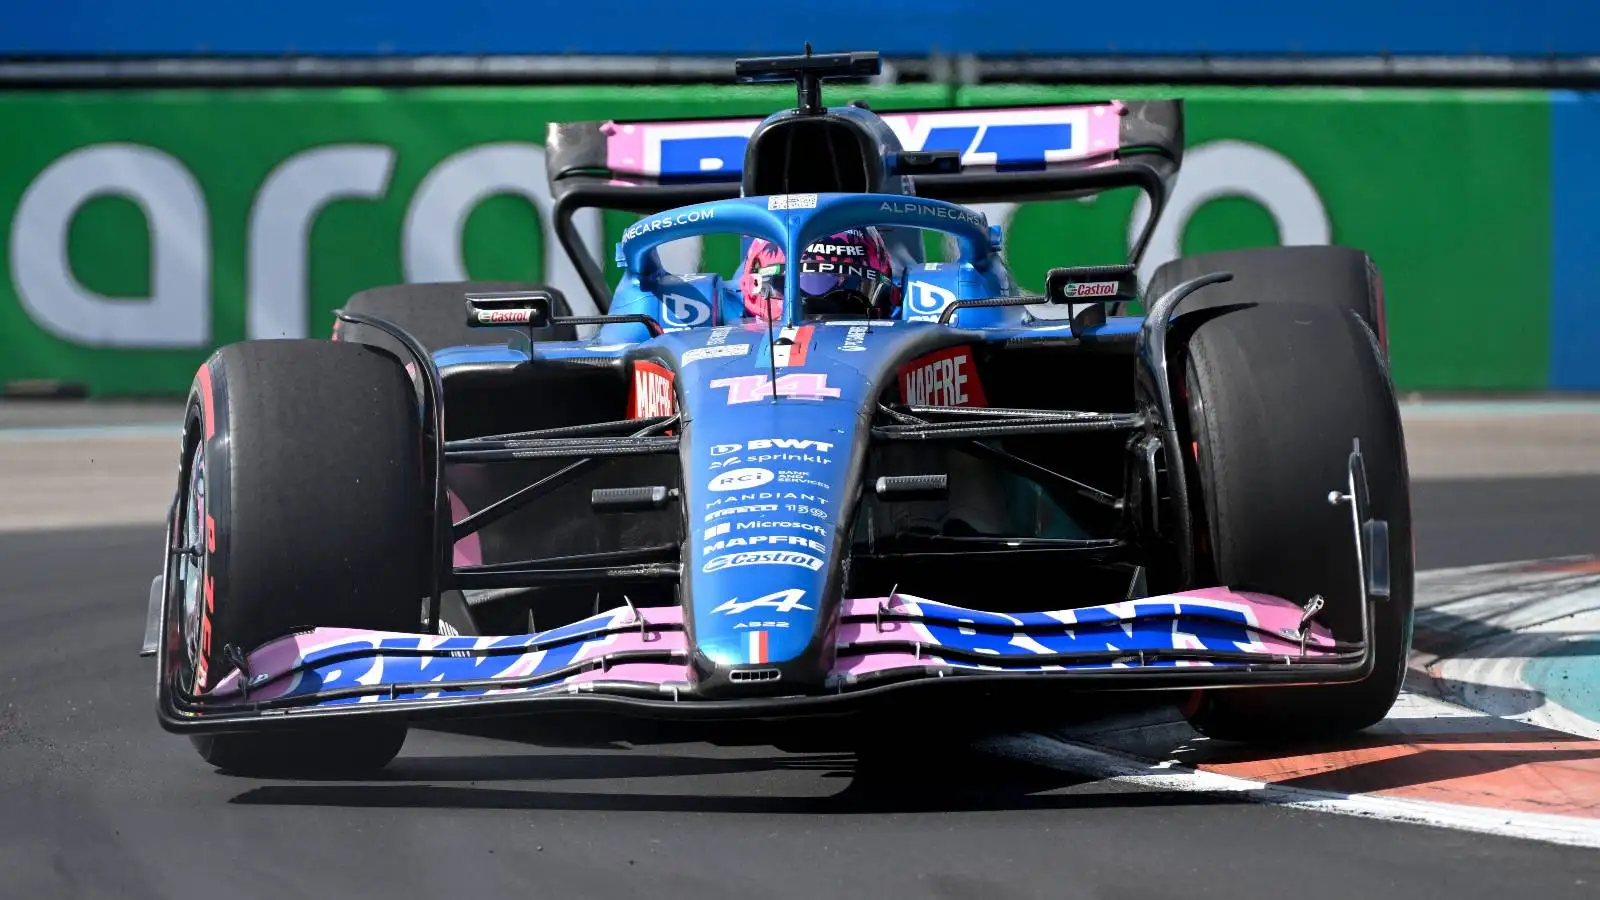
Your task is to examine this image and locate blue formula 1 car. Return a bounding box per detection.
[142,49,1414,776]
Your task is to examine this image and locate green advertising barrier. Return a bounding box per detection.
[955,85,1553,391]
[0,83,1555,394]
[0,84,949,396]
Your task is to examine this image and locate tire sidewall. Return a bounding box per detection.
[177,355,238,696]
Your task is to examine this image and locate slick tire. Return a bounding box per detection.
[1175,301,1415,744]
[175,339,429,776]
[1144,245,1389,352]
[333,281,578,357]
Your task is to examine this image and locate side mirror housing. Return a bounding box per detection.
[1044,264,1138,332]
[464,291,554,329]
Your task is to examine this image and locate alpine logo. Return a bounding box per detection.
[712,588,812,615]
[898,346,987,408]
[628,360,675,418]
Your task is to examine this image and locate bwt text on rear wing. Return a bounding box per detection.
[543,100,1184,308]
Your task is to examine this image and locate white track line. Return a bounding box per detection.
[1415,559,1600,741]
[980,731,1600,850]
[0,423,181,441]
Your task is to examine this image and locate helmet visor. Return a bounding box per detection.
[797,260,888,302]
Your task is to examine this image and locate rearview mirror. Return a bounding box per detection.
[464,291,553,329]
[1044,265,1138,306]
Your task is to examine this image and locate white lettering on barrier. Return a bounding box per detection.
[403,143,604,319]
[11,144,211,347]
[7,137,1328,356]
[1129,140,1329,286]
[248,145,395,339]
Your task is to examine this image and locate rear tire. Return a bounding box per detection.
[176,339,429,776]
[1175,301,1414,743]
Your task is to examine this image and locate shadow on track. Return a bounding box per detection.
[223,742,1254,815]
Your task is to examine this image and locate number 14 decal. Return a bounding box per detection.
[709,373,841,404]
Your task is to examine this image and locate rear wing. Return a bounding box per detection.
[545,100,1184,309]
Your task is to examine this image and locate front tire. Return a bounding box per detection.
[1144,245,1388,351]
[1175,301,1415,743]
[175,339,429,775]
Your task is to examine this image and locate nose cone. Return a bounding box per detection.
[662,321,893,696]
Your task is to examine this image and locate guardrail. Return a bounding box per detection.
[5,54,1600,90]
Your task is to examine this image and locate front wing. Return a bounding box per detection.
[158,587,1370,734]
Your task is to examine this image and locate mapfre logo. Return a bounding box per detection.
[806,242,865,256]
[629,361,675,419]
[898,346,988,407]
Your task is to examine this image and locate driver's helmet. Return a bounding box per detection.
[739,227,898,321]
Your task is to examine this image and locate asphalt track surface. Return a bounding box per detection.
[4,479,1600,899]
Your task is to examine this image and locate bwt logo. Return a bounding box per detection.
[910,599,1263,661]
[710,438,835,455]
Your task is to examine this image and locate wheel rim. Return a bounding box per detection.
[178,442,207,692]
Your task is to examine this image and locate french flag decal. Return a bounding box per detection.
[747,630,770,664]
[757,325,813,368]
